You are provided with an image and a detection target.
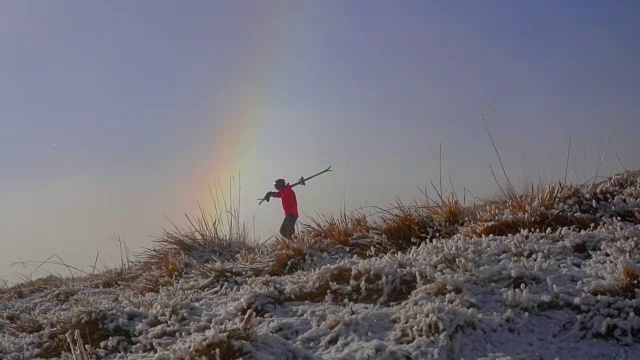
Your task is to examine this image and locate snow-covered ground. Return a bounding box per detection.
[2,172,640,359]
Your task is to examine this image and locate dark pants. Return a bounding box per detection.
[280,214,298,240]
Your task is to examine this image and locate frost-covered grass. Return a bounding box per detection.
[2,171,640,359]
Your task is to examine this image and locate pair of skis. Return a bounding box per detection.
[257,165,332,205]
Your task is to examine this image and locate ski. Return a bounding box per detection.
[258,165,332,205]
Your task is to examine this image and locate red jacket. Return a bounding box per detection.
[273,184,298,217]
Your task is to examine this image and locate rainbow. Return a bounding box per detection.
[184,6,286,213]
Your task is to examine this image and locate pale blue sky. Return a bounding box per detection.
[1,1,639,283]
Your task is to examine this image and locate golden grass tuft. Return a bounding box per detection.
[301,212,372,246]
[160,252,183,279]
[420,178,476,229]
[475,182,596,237]
[301,196,471,256]
[141,209,254,267]
[479,212,594,237]
[268,238,307,276]
[492,182,564,217]
[378,204,435,252]
[425,195,471,228]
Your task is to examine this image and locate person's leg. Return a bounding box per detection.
[288,215,298,239]
[279,215,298,240]
[279,217,291,239]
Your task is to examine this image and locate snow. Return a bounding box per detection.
[1,172,640,359]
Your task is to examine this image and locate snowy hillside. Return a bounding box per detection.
[2,171,640,359]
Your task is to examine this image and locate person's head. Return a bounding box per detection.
[274,179,286,191]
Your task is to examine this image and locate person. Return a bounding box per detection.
[265,179,299,240]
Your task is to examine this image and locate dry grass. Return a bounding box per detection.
[294,169,635,256]
[3,201,250,297]
[479,211,595,237]
[475,182,597,236]
[91,268,136,289]
[609,171,640,189]
[140,208,255,268]
[425,195,471,228]
[298,187,475,256]
[0,275,67,301]
[4,310,44,336]
[176,327,253,360]
[2,160,638,358]
[287,265,353,303]
[128,271,176,294]
[36,312,132,358]
[265,233,353,276]
[506,182,563,215]
[160,252,183,279]
[473,109,593,237]
[377,203,436,252]
[299,193,464,255]
[195,264,260,290]
[64,329,93,360]
[194,328,252,360]
[617,265,639,297]
[128,187,258,291]
[268,238,308,276]
[421,176,476,228]
[135,176,257,272]
[124,251,187,294]
[301,212,372,246]
[174,311,255,360]
[287,265,416,305]
[481,182,564,218]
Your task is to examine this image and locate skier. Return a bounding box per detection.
[259,166,332,240]
[264,179,299,240]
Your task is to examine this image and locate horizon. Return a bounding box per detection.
[2,1,639,284]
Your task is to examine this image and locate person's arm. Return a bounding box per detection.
[261,191,280,202]
[270,191,282,198]
[272,184,291,198]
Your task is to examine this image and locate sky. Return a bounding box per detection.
[1,0,639,283]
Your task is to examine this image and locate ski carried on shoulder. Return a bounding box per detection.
[258,165,332,205]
